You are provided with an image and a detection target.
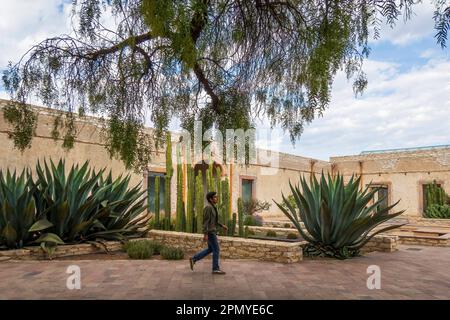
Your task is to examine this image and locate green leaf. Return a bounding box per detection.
[2,222,18,247]
[29,219,54,232]
[34,233,65,245]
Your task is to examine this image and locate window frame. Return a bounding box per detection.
[366,182,391,213]
[419,180,445,215]
[240,175,256,203]
[146,170,166,215]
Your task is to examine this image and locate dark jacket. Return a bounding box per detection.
[203,203,221,234]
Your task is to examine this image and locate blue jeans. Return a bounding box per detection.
[192,232,220,271]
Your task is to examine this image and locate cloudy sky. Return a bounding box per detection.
[0,1,449,161]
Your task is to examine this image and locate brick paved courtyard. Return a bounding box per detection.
[0,244,449,300]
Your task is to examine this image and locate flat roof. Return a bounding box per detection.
[360,144,450,155]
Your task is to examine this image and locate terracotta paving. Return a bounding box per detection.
[0,245,449,300]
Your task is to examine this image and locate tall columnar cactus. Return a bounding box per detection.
[238,197,244,237]
[164,133,173,230]
[426,181,446,210]
[230,212,237,236]
[206,163,214,193]
[216,166,222,203]
[181,201,186,231]
[176,144,184,231]
[186,149,194,233]
[154,176,160,229]
[195,171,204,234]
[221,178,230,225]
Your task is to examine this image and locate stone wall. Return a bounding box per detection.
[331,147,450,219]
[2,99,449,220]
[247,226,300,237]
[247,226,399,253]
[397,236,449,247]
[360,235,399,254]
[0,241,123,260]
[263,221,296,229]
[412,218,450,227]
[147,230,303,263]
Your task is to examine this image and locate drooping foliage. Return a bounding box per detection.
[2,1,448,170]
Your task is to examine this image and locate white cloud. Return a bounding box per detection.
[0,0,73,69]
[288,57,450,160]
[370,1,437,46]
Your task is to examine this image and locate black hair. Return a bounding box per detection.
[206,191,217,202]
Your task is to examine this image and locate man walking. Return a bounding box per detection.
[189,191,228,274]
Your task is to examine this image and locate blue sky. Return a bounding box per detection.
[0,0,449,161]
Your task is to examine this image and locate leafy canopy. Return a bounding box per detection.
[2,0,449,170]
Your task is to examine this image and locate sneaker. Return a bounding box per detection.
[212,269,226,275]
[189,258,195,271]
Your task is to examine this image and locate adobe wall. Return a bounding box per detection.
[331,149,450,218]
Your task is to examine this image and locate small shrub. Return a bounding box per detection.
[266,230,277,237]
[243,215,263,226]
[287,232,298,239]
[243,215,254,226]
[161,246,184,260]
[125,240,154,259]
[280,194,298,211]
[242,199,271,215]
[146,240,165,254]
[284,223,291,228]
[147,219,159,230]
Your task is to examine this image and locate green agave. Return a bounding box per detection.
[89,171,150,240]
[0,159,150,251]
[33,159,150,243]
[274,173,405,259]
[0,169,39,248]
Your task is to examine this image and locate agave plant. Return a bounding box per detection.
[87,171,150,241]
[0,169,39,248]
[33,159,108,242]
[35,159,150,241]
[0,159,150,253]
[274,173,405,259]
[33,159,150,243]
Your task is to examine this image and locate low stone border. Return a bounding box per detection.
[414,218,450,227]
[397,236,449,247]
[263,221,297,229]
[0,241,124,260]
[247,226,399,253]
[248,226,300,238]
[147,230,303,263]
[360,235,399,253]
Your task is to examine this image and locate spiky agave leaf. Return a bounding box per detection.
[274,172,405,259]
[0,168,39,248]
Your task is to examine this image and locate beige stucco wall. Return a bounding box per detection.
[1,99,449,220]
[0,99,185,215]
[230,152,331,217]
[331,149,450,218]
